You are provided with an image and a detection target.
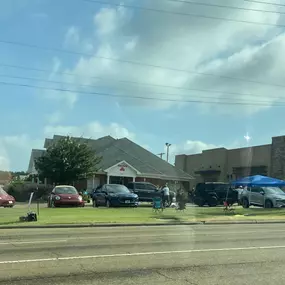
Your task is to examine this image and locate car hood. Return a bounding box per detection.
[271,194,285,199]
[0,194,15,201]
[57,194,79,199]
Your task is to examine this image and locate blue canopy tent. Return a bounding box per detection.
[231,175,285,187]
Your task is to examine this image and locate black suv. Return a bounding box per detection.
[192,182,238,207]
[127,182,175,205]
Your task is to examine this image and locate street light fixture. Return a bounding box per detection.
[165,143,171,163]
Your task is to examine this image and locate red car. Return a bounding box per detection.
[0,187,15,208]
[47,185,85,208]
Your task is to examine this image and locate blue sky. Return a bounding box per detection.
[1,0,285,171]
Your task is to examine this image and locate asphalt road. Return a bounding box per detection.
[1,224,285,284]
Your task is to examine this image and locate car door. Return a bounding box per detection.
[94,186,107,205]
[249,187,263,205]
[134,183,149,201]
[144,183,159,200]
[127,182,135,193]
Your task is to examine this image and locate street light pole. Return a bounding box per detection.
[165,143,171,163]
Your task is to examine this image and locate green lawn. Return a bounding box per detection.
[1,205,285,227]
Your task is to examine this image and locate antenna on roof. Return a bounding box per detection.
[157,153,165,159]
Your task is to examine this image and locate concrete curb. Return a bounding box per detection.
[1,220,285,229]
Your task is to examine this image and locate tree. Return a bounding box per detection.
[35,136,101,185]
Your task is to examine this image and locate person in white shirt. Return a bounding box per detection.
[162,183,170,207]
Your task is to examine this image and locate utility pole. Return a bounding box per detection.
[165,143,171,163]
[157,153,165,159]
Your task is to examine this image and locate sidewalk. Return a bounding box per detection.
[1,219,285,229]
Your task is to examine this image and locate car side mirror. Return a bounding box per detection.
[260,191,265,195]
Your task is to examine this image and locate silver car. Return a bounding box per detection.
[240,186,285,208]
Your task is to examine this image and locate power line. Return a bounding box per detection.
[0,80,285,107]
[3,63,285,99]
[168,0,285,15]
[0,40,284,90]
[82,0,285,28]
[0,71,285,104]
[243,0,285,7]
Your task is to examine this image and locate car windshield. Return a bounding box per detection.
[55,187,78,194]
[0,188,7,195]
[264,187,285,195]
[107,185,131,194]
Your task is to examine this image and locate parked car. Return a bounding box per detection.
[240,186,285,208]
[192,182,238,207]
[47,185,85,208]
[127,182,175,206]
[91,184,139,208]
[0,187,15,208]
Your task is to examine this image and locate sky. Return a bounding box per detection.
[1,0,285,171]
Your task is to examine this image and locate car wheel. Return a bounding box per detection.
[208,196,218,207]
[106,200,111,208]
[197,199,205,207]
[93,199,99,208]
[265,200,273,208]
[50,200,56,208]
[242,198,249,208]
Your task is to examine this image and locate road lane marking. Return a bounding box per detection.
[1,245,285,264]
[0,240,68,245]
[0,233,193,245]
[2,229,285,246]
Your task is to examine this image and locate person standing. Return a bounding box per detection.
[162,183,170,207]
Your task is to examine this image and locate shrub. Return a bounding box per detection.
[4,183,53,202]
[176,187,188,210]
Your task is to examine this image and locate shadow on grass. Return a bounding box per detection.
[194,207,285,218]
[0,220,21,226]
[151,213,184,222]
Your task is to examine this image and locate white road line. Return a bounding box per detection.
[1,245,285,264]
[0,233,192,246]
[0,240,68,245]
[1,229,285,246]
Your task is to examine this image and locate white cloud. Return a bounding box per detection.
[46,111,63,124]
[168,140,219,164]
[0,141,10,171]
[44,121,136,141]
[43,57,78,109]
[50,0,285,114]
[94,6,129,36]
[0,135,43,171]
[64,26,80,47]
[124,37,138,51]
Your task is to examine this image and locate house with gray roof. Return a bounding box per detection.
[28,135,193,190]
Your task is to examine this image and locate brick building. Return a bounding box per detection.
[175,135,285,189]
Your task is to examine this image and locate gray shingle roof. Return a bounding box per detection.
[98,138,193,181]
[46,135,115,154]
[27,149,46,173]
[30,135,193,181]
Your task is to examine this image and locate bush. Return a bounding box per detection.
[4,183,53,202]
[176,188,188,210]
